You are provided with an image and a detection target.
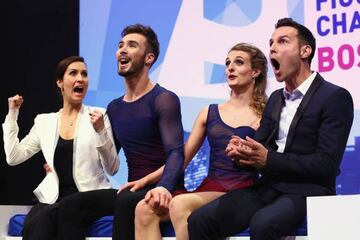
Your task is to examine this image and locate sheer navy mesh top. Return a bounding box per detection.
[206,104,258,190]
[106,84,184,191]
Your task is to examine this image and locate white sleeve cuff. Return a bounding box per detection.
[95,127,108,147]
[5,109,19,121]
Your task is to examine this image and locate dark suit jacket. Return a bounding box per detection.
[255,73,354,196]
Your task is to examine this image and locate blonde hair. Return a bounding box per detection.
[229,43,268,117]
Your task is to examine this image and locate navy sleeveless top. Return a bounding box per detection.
[206,104,258,190]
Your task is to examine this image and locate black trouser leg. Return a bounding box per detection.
[112,185,154,240]
[249,194,306,240]
[57,189,117,240]
[22,203,58,240]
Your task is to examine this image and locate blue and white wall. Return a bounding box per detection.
[80,0,360,193]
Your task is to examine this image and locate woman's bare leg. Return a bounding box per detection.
[169,191,225,240]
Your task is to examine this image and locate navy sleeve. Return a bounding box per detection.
[154,91,184,191]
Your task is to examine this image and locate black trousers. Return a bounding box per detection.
[187,186,306,240]
[112,184,155,240]
[22,188,117,240]
[23,202,58,240]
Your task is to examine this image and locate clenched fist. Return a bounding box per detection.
[8,94,24,110]
[89,109,105,132]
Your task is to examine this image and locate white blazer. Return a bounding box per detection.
[2,105,119,204]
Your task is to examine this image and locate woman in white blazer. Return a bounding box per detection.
[2,56,120,240]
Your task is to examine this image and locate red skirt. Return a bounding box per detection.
[173,177,254,196]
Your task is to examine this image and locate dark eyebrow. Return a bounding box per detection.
[119,39,139,46]
[128,40,139,46]
[270,34,290,45]
[68,67,87,72]
[278,34,289,39]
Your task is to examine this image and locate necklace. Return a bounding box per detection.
[68,116,77,127]
[62,114,77,127]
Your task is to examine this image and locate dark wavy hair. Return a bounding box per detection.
[121,24,160,68]
[54,56,86,97]
[55,56,85,81]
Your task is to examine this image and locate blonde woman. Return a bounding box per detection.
[134,43,268,240]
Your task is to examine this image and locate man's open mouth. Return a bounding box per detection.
[271,58,280,71]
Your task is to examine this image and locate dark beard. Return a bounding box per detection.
[118,54,146,78]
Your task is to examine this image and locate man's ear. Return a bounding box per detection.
[145,53,155,66]
[300,45,312,60]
